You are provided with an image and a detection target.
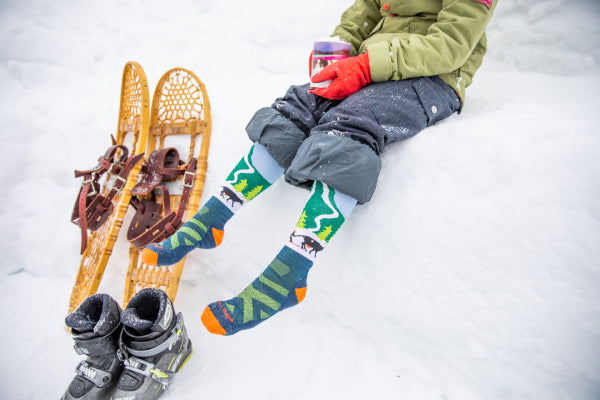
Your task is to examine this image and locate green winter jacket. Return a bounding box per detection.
[332,0,496,103]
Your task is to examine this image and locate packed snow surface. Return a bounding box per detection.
[1,1,599,399]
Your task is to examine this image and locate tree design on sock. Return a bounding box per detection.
[288,181,346,257]
[226,146,271,203]
[297,181,345,242]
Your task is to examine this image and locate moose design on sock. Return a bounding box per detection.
[288,229,325,257]
[219,184,246,210]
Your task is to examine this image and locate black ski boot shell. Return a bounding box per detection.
[62,293,124,400]
[112,288,192,400]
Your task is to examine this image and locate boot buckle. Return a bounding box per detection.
[123,355,154,377]
[75,360,115,388]
[123,356,173,385]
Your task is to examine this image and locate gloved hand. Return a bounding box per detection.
[309,53,371,100]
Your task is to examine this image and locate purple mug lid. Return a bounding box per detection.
[313,41,351,53]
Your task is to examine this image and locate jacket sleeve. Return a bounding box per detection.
[331,0,382,56]
[368,0,496,82]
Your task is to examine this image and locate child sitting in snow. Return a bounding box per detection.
[142,0,497,336]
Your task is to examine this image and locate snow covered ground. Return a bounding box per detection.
[1,0,599,399]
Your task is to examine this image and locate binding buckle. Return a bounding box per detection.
[182,171,195,189]
[111,175,128,194]
[82,175,98,196]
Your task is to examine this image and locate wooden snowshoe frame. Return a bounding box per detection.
[68,62,150,313]
[123,67,212,306]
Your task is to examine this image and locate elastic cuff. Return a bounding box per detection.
[366,41,394,82]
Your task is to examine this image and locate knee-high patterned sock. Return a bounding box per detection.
[201,181,357,335]
[141,143,284,266]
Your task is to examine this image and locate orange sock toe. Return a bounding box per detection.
[141,248,159,265]
[295,286,307,303]
[201,306,227,335]
[212,228,224,247]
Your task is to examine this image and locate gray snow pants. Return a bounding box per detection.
[246,77,461,204]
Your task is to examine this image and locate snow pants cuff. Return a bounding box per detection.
[246,107,307,170]
[285,134,381,204]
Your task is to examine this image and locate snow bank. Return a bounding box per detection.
[0,1,599,399]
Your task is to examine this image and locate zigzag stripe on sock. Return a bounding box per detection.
[201,246,312,335]
[141,196,231,266]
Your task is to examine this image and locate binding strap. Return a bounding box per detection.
[127,152,197,249]
[71,137,144,254]
[132,148,183,195]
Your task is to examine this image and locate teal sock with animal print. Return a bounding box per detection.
[142,143,284,266]
[201,181,357,335]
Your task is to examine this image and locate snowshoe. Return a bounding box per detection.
[112,288,192,400]
[123,67,212,305]
[68,61,150,313]
[62,293,124,400]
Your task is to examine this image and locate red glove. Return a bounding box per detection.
[309,53,371,100]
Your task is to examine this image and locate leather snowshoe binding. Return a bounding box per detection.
[127,147,197,249]
[62,294,124,400]
[72,136,144,254]
[113,288,192,400]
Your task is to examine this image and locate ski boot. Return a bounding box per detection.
[112,288,192,400]
[62,293,124,400]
